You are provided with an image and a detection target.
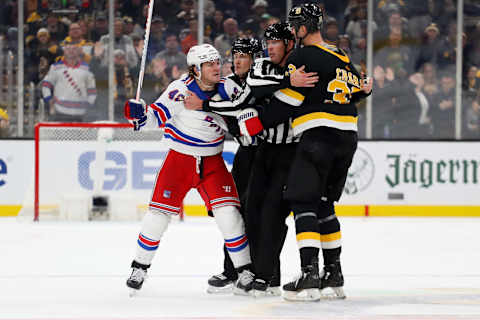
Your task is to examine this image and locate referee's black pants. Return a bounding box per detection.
[221,144,258,279]
[246,142,297,284]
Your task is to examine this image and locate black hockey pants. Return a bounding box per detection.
[245,142,297,284]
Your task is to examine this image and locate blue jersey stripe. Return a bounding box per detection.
[164,134,224,147]
[153,102,172,119]
[164,123,207,143]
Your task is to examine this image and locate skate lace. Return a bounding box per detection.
[130,268,146,282]
[238,270,254,285]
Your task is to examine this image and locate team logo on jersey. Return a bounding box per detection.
[344,147,375,195]
[163,190,171,198]
[231,87,240,100]
[287,64,297,75]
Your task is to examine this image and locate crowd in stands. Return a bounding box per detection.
[0,0,480,140]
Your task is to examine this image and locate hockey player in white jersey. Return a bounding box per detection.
[124,44,261,295]
[41,45,96,122]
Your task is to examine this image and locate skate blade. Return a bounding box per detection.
[320,287,346,300]
[283,288,321,302]
[206,283,234,294]
[266,286,281,296]
[233,287,252,296]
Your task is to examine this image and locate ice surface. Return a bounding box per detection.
[1,216,479,319]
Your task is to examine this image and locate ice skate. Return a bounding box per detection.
[267,275,281,296]
[251,279,281,297]
[126,261,149,296]
[319,263,346,299]
[233,269,255,296]
[251,279,268,297]
[207,272,237,294]
[282,263,321,302]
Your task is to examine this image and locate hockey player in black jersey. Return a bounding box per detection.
[269,3,373,302]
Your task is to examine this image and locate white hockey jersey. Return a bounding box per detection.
[142,74,230,156]
[42,60,96,116]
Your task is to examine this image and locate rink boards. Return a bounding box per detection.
[1,139,480,217]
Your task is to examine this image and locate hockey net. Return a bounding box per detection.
[19,122,182,221]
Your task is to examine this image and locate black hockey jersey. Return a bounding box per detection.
[272,43,370,136]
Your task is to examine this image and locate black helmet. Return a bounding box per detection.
[231,37,263,56]
[288,3,324,34]
[264,22,295,42]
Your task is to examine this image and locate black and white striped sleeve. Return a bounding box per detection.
[203,84,255,117]
[246,58,289,98]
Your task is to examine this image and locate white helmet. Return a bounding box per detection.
[187,44,220,78]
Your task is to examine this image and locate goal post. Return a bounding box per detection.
[20,122,185,222]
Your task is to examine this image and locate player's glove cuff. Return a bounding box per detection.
[124,99,146,120]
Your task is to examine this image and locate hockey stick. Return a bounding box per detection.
[135,0,155,101]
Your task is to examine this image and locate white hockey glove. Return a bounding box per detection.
[237,108,263,145]
[124,99,147,131]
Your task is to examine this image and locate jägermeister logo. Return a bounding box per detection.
[386,154,479,188]
[344,147,375,194]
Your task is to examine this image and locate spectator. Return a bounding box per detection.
[415,23,441,71]
[90,12,108,42]
[208,10,225,41]
[99,17,138,69]
[404,0,431,41]
[25,0,43,40]
[143,57,172,104]
[26,28,62,83]
[146,16,166,62]
[465,96,480,139]
[431,74,456,139]
[397,72,433,139]
[466,22,480,68]
[214,18,239,59]
[372,65,397,138]
[41,45,97,122]
[464,65,480,101]
[374,8,410,50]
[215,0,249,22]
[112,49,137,122]
[437,21,467,74]
[45,12,68,42]
[123,16,136,37]
[345,5,377,47]
[60,22,94,63]
[181,18,199,54]
[421,62,439,101]
[242,0,269,35]
[374,27,414,78]
[154,34,188,72]
[155,0,180,27]
[324,17,340,45]
[174,0,197,34]
[121,0,144,26]
[0,108,9,138]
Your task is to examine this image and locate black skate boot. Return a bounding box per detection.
[282,261,321,301]
[126,261,149,296]
[207,272,237,294]
[268,274,281,296]
[233,268,255,296]
[251,279,268,297]
[319,262,346,299]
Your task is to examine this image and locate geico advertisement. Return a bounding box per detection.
[37,140,239,205]
[2,140,480,207]
[0,141,34,205]
[341,141,480,205]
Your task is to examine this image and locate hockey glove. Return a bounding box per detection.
[124,99,146,121]
[237,108,263,145]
